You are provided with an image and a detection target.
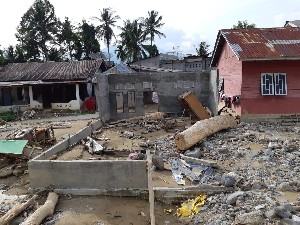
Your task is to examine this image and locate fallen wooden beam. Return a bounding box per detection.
[0,195,38,225]
[22,192,58,225]
[180,154,219,168]
[175,115,237,150]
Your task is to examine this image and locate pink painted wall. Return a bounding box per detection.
[241,60,300,115]
[217,42,242,115]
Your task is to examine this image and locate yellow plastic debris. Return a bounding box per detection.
[164,209,173,214]
[176,194,206,217]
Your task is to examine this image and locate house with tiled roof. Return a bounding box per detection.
[211,27,300,121]
[0,59,105,112]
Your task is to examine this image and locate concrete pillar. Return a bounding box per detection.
[29,86,34,108]
[75,84,80,100]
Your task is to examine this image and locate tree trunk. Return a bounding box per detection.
[0,195,38,225]
[175,115,237,151]
[22,192,58,225]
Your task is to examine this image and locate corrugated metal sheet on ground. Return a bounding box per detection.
[0,140,28,154]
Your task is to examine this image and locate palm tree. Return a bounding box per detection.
[143,10,166,46]
[93,8,120,61]
[116,19,149,63]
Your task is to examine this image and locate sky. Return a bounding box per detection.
[1,0,300,57]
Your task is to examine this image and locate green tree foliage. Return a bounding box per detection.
[0,45,26,65]
[0,47,5,66]
[16,0,59,61]
[58,17,77,60]
[143,10,165,46]
[196,42,210,57]
[79,20,100,59]
[93,8,120,61]
[233,20,256,29]
[116,19,150,63]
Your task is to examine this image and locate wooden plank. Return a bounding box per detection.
[179,91,210,120]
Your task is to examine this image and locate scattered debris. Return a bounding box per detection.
[176,195,206,217]
[6,126,55,146]
[0,195,38,225]
[21,110,36,120]
[84,137,104,154]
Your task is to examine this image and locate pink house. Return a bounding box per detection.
[211,27,300,121]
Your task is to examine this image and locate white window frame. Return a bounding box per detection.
[274,73,287,95]
[261,73,287,96]
[261,73,275,95]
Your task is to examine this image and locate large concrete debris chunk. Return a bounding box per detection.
[175,115,237,151]
[178,91,210,120]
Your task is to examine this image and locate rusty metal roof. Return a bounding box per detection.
[211,27,300,66]
[0,59,103,82]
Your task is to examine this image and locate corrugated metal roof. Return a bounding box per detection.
[103,62,136,75]
[211,27,300,66]
[0,59,103,82]
[285,20,300,27]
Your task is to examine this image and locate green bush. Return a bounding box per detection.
[0,111,17,122]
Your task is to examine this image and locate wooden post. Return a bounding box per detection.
[147,150,155,225]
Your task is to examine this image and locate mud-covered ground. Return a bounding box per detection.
[1,111,300,224]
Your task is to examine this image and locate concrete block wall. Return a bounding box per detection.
[97,74,110,121]
[96,71,218,120]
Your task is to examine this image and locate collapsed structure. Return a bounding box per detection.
[28,70,219,195]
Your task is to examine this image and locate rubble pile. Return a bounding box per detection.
[20,110,36,120]
[173,121,300,224]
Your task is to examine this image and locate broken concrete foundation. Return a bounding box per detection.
[28,120,148,195]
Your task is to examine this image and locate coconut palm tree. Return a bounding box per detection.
[143,10,166,46]
[116,19,149,63]
[93,8,120,61]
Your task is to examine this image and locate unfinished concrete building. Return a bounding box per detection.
[28,70,218,195]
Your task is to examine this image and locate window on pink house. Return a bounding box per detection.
[261,73,287,96]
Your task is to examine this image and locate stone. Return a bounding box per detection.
[234,211,264,225]
[252,180,267,190]
[274,206,292,219]
[265,209,277,219]
[201,141,214,149]
[218,146,229,154]
[283,203,296,213]
[278,182,294,191]
[184,148,201,158]
[222,172,237,187]
[152,155,164,170]
[281,218,300,225]
[123,131,134,138]
[226,191,245,205]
